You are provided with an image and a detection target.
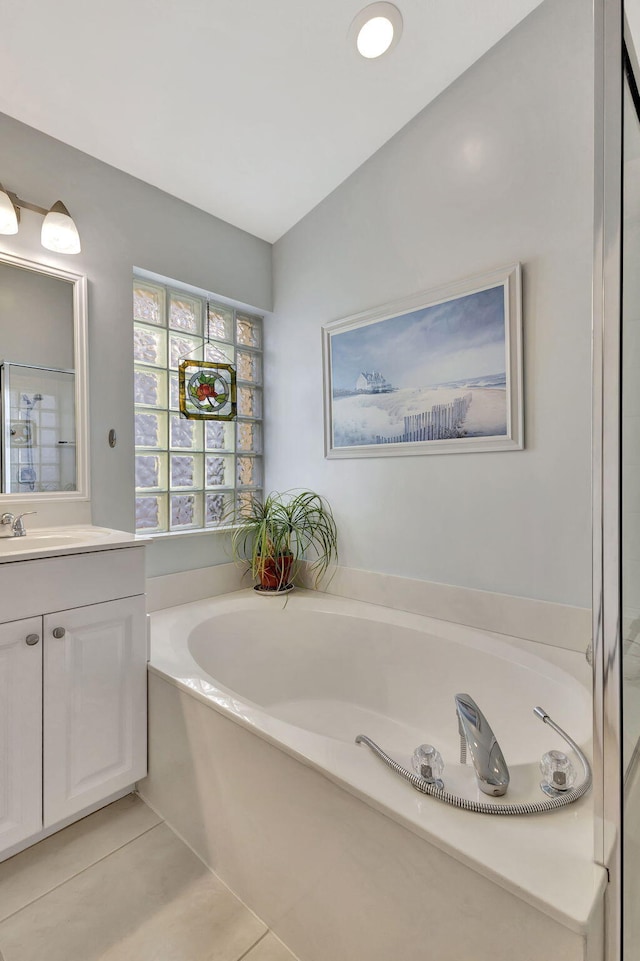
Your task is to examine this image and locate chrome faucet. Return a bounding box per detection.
[454,693,510,797]
[1,511,37,537]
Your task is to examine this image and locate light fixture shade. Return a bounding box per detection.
[41,200,81,254]
[0,183,19,234]
[357,16,394,58]
[349,2,403,59]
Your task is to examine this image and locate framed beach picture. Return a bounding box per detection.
[322,263,523,458]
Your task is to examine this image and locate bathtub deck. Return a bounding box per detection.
[147,588,605,937]
[0,794,297,961]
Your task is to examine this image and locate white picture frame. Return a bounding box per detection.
[322,262,523,458]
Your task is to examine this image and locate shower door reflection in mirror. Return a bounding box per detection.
[623,31,640,961]
[1,363,76,493]
[0,252,88,501]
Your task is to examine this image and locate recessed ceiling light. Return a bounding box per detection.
[349,3,403,60]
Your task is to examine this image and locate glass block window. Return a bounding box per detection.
[134,276,263,533]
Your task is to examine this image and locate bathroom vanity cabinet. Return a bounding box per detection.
[0,543,147,859]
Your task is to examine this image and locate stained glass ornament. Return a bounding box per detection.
[179,360,237,421]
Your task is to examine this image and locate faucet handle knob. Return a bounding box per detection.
[540,750,577,795]
[1,512,15,526]
[411,744,444,786]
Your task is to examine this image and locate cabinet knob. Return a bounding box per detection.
[52,627,66,639]
[25,633,40,646]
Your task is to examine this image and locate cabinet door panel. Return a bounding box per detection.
[43,596,147,827]
[0,617,42,852]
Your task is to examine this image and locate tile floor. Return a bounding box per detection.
[0,794,297,961]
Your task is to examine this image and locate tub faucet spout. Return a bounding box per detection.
[454,693,510,797]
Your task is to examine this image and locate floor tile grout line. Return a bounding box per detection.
[0,820,165,926]
[135,808,282,958]
[235,929,270,961]
[142,804,271,934]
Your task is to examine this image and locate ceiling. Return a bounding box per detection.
[0,0,544,242]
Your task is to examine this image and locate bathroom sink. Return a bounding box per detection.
[0,526,141,560]
[0,532,96,551]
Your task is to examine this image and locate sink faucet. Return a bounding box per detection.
[454,693,510,797]
[1,511,37,537]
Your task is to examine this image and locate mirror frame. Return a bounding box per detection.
[0,250,89,503]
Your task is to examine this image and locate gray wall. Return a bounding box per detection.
[0,262,74,369]
[0,113,272,575]
[0,0,594,599]
[268,0,593,607]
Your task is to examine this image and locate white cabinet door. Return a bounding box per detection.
[43,596,147,827]
[0,617,42,851]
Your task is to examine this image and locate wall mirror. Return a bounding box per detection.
[0,251,88,501]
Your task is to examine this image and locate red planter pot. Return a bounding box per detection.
[259,554,293,591]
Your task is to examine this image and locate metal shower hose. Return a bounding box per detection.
[355,707,592,815]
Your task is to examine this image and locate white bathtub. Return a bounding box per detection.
[141,589,606,961]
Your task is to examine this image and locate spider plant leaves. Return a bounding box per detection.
[228,489,337,589]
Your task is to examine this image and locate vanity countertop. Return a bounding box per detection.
[0,526,151,564]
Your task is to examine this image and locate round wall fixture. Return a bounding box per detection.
[349,2,403,60]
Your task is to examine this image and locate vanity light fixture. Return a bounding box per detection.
[349,2,403,60]
[0,185,81,254]
[0,184,19,234]
[40,201,81,255]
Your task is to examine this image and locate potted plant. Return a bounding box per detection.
[229,489,338,593]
